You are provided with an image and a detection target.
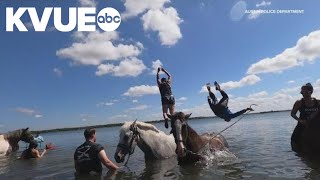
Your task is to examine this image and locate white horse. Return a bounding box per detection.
[0,128,34,156]
[114,121,176,163]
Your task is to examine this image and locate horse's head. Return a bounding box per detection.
[20,127,34,143]
[167,112,192,158]
[115,120,139,163]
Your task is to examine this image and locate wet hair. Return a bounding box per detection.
[28,140,38,149]
[84,128,96,139]
[161,78,166,83]
[301,83,313,93]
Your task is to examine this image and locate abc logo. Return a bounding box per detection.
[97,7,121,32]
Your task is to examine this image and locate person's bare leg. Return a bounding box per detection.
[168,104,175,128]
[162,105,170,128]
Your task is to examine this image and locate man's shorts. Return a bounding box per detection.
[161,95,175,105]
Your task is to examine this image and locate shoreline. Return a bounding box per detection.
[32,110,290,134]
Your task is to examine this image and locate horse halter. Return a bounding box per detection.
[117,124,139,155]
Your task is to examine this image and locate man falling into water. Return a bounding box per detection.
[157,67,175,129]
[207,81,253,122]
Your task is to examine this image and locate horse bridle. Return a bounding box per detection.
[117,124,139,155]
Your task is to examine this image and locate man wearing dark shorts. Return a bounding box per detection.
[157,67,175,129]
[74,128,118,174]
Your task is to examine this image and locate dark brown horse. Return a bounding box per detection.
[0,128,34,156]
[292,111,320,158]
[168,112,229,163]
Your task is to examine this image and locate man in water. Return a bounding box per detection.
[20,140,48,159]
[291,83,320,152]
[74,128,119,174]
[207,81,253,122]
[157,67,175,129]
[34,132,44,147]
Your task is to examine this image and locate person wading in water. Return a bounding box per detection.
[291,83,320,152]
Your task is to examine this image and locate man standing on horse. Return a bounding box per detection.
[157,67,176,129]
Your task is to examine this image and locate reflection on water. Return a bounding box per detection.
[1,112,320,179]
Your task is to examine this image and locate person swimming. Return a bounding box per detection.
[207,81,253,122]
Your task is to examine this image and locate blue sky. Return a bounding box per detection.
[0,0,320,131]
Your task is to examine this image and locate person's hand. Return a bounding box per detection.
[157,67,161,72]
[161,67,165,71]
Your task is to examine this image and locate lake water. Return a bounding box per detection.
[1,111,320,180]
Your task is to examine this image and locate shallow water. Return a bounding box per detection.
[1,111,320,180]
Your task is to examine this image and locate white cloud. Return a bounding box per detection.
[256,1,271,7]
[288,80,295,84]
[95,57,146,77]
[97,102,114,107]
[80,114,95,122]
[230,1,247,21]
[15,107,43,118]
[221,75,261,90]
[278,86,300,94]
[128,105,148,111]
[79,0,96,7]
[122,0,170,19]
[151,59,163,75]
[247,30,320,75]
[34,114,43,118]
[315,79,320,87]
[132,100,138,103]
[247,10,263,20]
[123,85,159,97]
[57,31,143,66]
[177,97,188,101]
[248,91,268,98]
[53,68,63,77]
[142,7,183,46]
[200,75,261,93]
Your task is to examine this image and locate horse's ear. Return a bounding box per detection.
[130,120,137,129]
[185,113,192,119]
[25,127,29,131]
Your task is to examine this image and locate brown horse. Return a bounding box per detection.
[292,111,320,158]
[0,128,34,156]
[167,112,229,163]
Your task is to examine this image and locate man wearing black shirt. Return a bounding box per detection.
[74,128,119,174]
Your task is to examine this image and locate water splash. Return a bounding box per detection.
[197,144,238,166]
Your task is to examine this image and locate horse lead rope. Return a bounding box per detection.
[196,104,257,154]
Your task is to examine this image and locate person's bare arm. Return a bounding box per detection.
[161,68,171,83]
[156,67,161,85]
[98,150,119,170]
[33,149,47,158]
[291,100,306,125]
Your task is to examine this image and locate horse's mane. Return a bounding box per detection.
[4,129,23,139]
[120,121,160,134]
